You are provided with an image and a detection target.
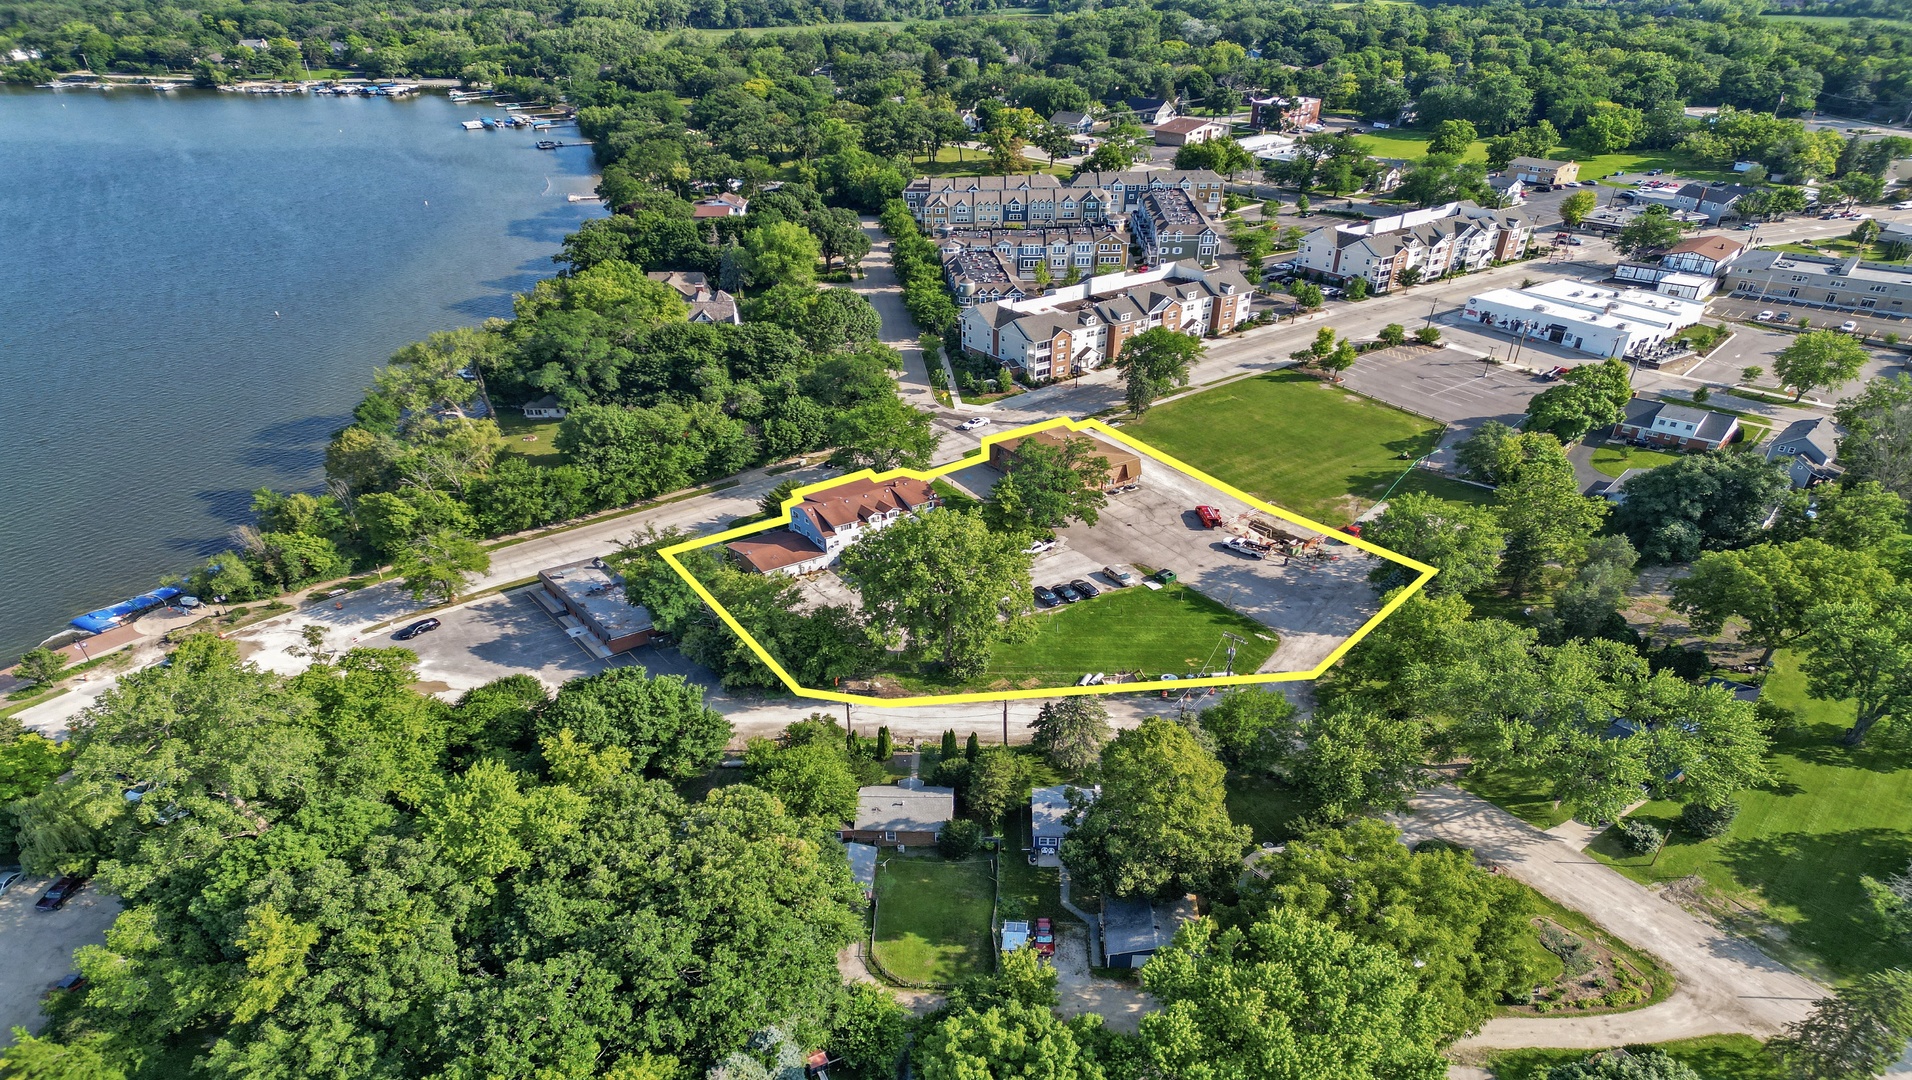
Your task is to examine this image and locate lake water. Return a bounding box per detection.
[0,87,603,660]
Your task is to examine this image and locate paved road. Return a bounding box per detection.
[1401,786,1827,1050]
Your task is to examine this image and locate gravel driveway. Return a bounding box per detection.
[1051,926,1154,1034]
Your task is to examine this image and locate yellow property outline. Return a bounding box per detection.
[658,417,1436,707]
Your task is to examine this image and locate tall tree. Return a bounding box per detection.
[1138,910,1447,1080]
[1801,586,1912,746]
[1061,717,1250,898]
[1835,376,1912,497]
[1672,539,1892,661]
[1114,328,1204,416]
[987,434,1111,534]
[1613,453,1791,563]
[1364,491,1506,597]
[1029,698,1113,775]
[1523,359,1634,443]
[536,666,731,779]
[1774,331,1870,402]
[1493,433,1609,595]
[393,530,490,604]
[1195,688,1299,772]
[1769,969,1912,1080]
[838,509,1031,678]
[826,396,937,472]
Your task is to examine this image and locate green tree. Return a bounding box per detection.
[1289,280,1324,310]
[965,747,1033,827]
[1774,331,1870,401]
[1061,717,1250,898]
[1114,327,1205,416]
[915,1003,1103,1080]
[0,733,69,803]
[1138,910,1447,1080]
[1493,433,1610,595]
[988,434,1111,533]
[1196,688,1298,772]
[1559,190,1597,226]
[1548,1051,1703,1080]
[1426,119,1479,156]
[1769,969,1912,1080]
[1173,138,1255,178]
[1614,453,1791,563]
[741,220,820,289]
[1288,704,1427,820]
[393,530,490,604]
[1616,205,1684,257]
[1397,153,1488,208]
[1673,540,1892,661]
[15,648,65,689]
[744,735,860,822]
[1544,535,1640,644]
[1807,481,1907,549]
[838,509,1031,678]
[536,666,730,778]
[1029,698,1112,775]
[1365,491,1506,597]
[1378,323,1408,347]
[1836,376,1912,497]
[1231,818,1546,1041]
[1801,586,1912,746]
[827,396,937,472]
[1523,358,1634,443]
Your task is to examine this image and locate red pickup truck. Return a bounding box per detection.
[1195,505,1224,528]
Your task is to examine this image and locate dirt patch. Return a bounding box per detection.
[1505,917,1657,1016]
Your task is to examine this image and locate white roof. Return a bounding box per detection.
[1468,280,1704,334]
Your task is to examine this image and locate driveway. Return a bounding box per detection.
[1401,786,1827,1050]
[1051,924,1153,1034]
[0,878,119,1045]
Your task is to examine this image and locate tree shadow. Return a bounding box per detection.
[1717,827,1912,976]
[445,257,551,321]
[1781,728,1912,775]
[234,413,351,476]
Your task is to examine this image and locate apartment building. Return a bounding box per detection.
[1248,94,1322,131]
[1723,250,1912,315]
[1506,157,1580,186]
[902,171,1225,229]
[958,263,1255,381]
[938,225,1129,305]
[1295,201,1532,291]
[725,476,942,575]
[1131,188,1222,266]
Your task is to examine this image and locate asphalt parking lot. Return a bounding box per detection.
[0,877,118,1042]
[1033,460,1383,674]
[1339,342,1548,448]
[388,589,624,695]
[1710,294,1912,341]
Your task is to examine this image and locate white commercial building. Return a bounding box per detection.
[1461,280,1705,359]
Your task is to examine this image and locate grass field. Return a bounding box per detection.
[1589,444,1684,478]
[1485,1036,1780,1080]
[1347,130,1734,183]
[1765,12,1912,29]
[909,145,1069,178]
[1123,371,1475,523]
[872,854,995,985]
[1584,652,1912,980]
[983,583,1277,686]
[999,797,1073,928]
[1771,238,1909,265]
[494,411,567,463]
[1458,762,1576,830]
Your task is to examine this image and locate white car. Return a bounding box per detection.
[1895,200,1912,210]
[957,417,990,431]
[1841,320,1860,333]
[1756,310,1776,322]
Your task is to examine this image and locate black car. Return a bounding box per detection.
[1069,578,1101,599]
[1053,583,1082,603]
[394,618,442,640]
[1034,585,1060,608]
[35,875,87,911]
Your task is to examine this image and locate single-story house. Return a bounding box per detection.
[1487,174,1527,204]
[840,780,955,847]
[1614,398,1740,450]
[1705,677,1761,703]
[1102,895,1198,969]
[1765,416,1841,487]
[1153,117,1227,146]
[1030,784,1097,867]
[536,559,655,656]
[988,429,1142,489]
[691,192,749,218]
[521,394,567,420]
[1124,96,1177,126]
[1051,110,1096,134]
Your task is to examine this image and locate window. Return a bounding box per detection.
[883,830,896,842]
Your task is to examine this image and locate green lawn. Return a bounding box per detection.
[909,145,1070,178]
[872,854,995,985]
[1458,763,1576,830]
[1225,774,1312,845]
[494,411,567,463]
[998,799,1074,928]
[1124,372,1450,524]
[1770,238,1909,266]
[1484,1036,1781,1080]
[1351,129,1488,164]
[1584,652,1912,980]
[1346,130,1734,184]
[983,583,1277,687]
[1589,444,1685,478]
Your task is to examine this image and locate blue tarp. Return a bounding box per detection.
[71,585,182,633]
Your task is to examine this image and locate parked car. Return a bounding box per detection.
[1069,578,1100,599]
[35,875,87,911]
[0,867,22,898]
[1894,200,1912,210]
[1102,565,1137,587]
[1756,310,1776,322]
[1841,320,1860,333]
[1053,583,1082,603]
[1033,585,1060,608]
[44,973,86,998]
[1034,917,1056,957]
[394,618,441,640]
[957,417,990,431]
[1340,524,1363,537]
[1023,538,1057,555]
[1775,311,1793,322]
[1194,505,1224,528]
[1270,261,1296,272]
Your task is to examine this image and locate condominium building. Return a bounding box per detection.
[1131,188,1221,266]
[1295,201,1532,291]
[1069,169,1225,216]
[902,174,1113,229]
[1722,250,1912,316]
[937,225,1129,305]
[957,263,1256,381]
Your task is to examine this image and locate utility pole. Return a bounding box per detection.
[1002,700,1009,745]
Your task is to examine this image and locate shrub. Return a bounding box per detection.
[1413,326,1442,345]
[1678,799,1738,839]
[1617,818,1664,855]
[938,818,982,859]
